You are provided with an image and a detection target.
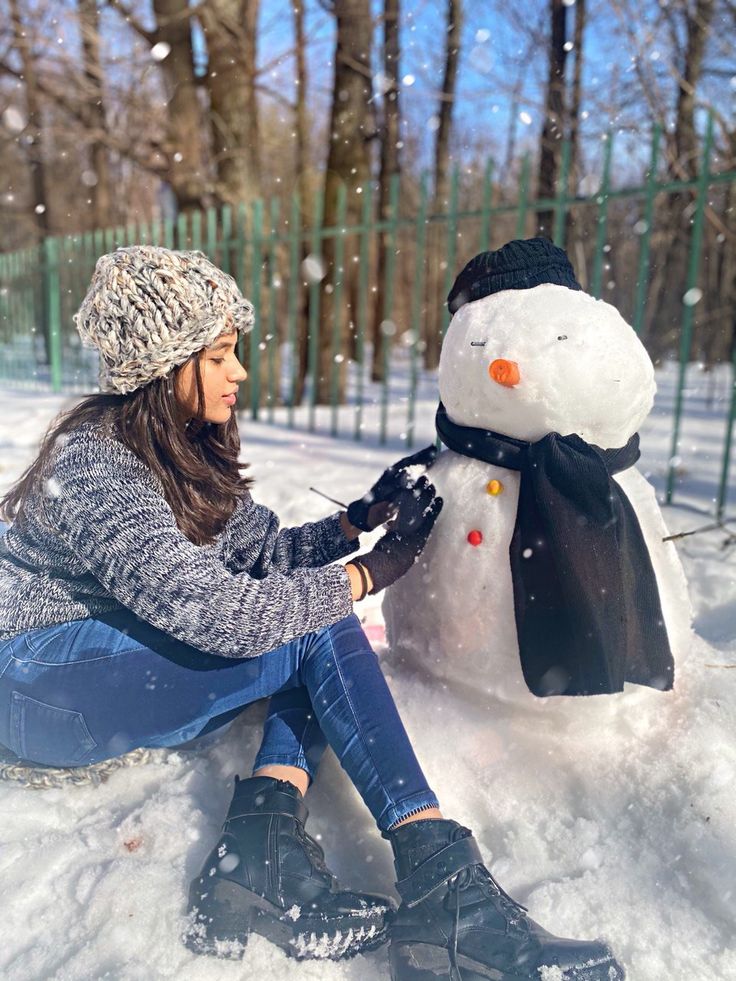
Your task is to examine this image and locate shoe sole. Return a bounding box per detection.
[389,941,626,980]
[183,875,390,961]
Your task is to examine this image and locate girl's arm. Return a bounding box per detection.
[46,437,355,659]
[222,496,361,575]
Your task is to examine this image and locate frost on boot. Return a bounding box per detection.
[183,776,393,960]
[386,819,625,981]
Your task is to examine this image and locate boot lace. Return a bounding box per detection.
[446,842,529,981]
[295,824,332,878]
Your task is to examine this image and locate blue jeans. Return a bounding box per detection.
[0,610,438,831]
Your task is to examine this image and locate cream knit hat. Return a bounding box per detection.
[74,246,255,394]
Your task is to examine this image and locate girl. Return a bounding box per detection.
[0,247,623,981]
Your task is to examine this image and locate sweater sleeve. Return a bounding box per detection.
[45,439,354,659]
[223,496,360,575]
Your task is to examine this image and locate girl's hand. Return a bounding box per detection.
[346,445,438,533]
[353,478,443,594]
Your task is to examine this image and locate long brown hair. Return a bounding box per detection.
[0,353,253,546]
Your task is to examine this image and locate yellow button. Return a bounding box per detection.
[486,479,504,496]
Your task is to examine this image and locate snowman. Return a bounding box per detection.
[383,238,691,709]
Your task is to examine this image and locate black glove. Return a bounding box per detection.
[346,444,439,533]
[353,476,443,594]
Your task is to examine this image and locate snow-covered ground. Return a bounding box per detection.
[0,362,734,981]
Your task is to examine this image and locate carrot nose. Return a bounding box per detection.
[489,358,521,387]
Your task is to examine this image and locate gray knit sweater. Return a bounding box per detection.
[0,420,359,658]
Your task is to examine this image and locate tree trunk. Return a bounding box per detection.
[77,0,113,230]
[9,0,51,241]
[9,0,52,367]
[565,0,585,245]
[292,0,311,407]
[536,0,568,239]
[649,0,715,360]
[425,0,461,371]
[371,0,401,383]
[152,0,209,212]
[316,0,373,404]
[201,0,261,208]
[710,130,736,371]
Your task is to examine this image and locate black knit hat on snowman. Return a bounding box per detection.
[74,246,255,394]
[447,237,582,314]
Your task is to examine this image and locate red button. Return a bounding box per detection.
[467,529,483,546]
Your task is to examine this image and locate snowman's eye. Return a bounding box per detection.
[557,335,568,341]
[470,340,487,347]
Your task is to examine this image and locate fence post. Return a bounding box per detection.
[307,188,324,433]
[329,184,347,437]
[633,126,660,337]
[220,205,232,274]
[206,206,217,259]
[717,356,736,519]
[591,132,613,299]
[407,173,429,448]
[666,112,714,505]
[379,173,400,446]
[479,159,494,252]
[552,139,571,247]
[163,217,174,250]
[191,211,202,251]
[234,202,248,414]
[286,193,301,427]
[354,182,372,441]
[42,237,62,393]
[176,212,188,249]
[515,153,531,239]
[441,166,460,341]
[266,196,280,423]
[249,198,264,420]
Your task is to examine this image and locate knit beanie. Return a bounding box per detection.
[74,246,255,394]
[447,237,582,314]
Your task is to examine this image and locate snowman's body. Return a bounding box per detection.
[383,283,691,710]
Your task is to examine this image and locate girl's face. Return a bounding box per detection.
[175,330,248,424]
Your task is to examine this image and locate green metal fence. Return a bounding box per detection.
[1,117,735,517]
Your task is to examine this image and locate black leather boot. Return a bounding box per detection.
[386,819,625,981]
[184,776,394,960]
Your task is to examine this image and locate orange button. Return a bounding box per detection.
[486,479,504,496]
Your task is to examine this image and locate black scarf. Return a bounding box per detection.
[435,402,674,697]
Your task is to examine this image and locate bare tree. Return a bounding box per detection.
[8,0,51,239]
[565,0,585,239]
[107,0,211,211]
[432,0,462,216]
[316,0,373,403]
[77,0,113,229]
[650,0,716,354]
[536,0,569,238]
[200,0,261,207]
[290,0,311,405]
[424,0,462,371]
[371,0,401,382]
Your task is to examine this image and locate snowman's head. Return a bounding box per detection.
[439,283,656,447]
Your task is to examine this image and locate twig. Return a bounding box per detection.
[663,519,736,543]
[310,486,347,509]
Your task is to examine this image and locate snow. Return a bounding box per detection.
[0,364,734,980]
